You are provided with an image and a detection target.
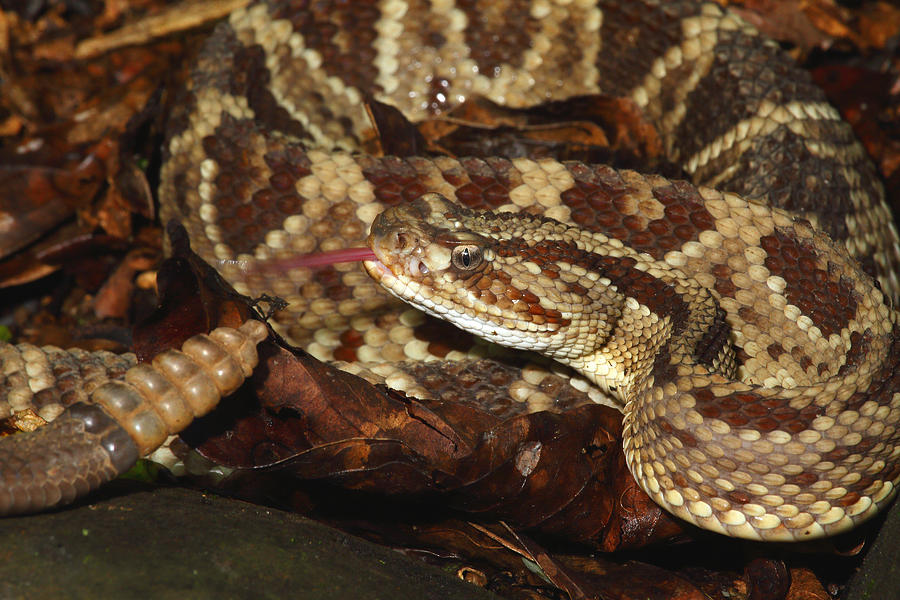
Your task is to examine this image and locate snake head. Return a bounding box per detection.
[364,193,577,354]
[366,193,468,280]
[364,193,493,304]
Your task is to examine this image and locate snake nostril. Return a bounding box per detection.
[395,231,410,251]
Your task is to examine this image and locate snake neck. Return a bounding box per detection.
[365,193,739,401]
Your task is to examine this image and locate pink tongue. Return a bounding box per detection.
[262,247,377,270]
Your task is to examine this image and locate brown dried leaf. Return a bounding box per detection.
[797,1,858,45]
[416,95,663,169]
[179,311,684,548]
[34,230,131,289]
[725,0,853,51]
[92,248,158,319]
[0,253,58,288]
[785,568,830,599]
[364,97,429,157]
[73,0,250,60]
[0,149,106,260]
[857,2,900,50]
[553,554,709,599]
[744,558,790,600]
[140,233,682,549]
[726,0,900,52]
[131,221,258,360]
[315,514,700,600]
[785,568,832,600]
[0,4,189,269]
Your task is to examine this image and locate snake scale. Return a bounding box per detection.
[1,0,900,542]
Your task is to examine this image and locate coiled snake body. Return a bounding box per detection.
[3,0,900,541]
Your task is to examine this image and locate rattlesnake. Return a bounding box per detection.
[1,0,899,542]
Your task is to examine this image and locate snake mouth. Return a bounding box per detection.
[363,226,410,290]
[362,244,433,314]
[365,248,430,280]
[362,256,394,284]
[365,206,431,284]
[363,235,428,296]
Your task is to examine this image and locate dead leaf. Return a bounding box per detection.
[0,149,106,260]
[93,248,158,319]
[857,2,900,49]
[744,558,790,600]
[786,568,830,600]
[415,95,663,170]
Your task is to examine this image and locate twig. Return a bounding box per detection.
[74,0,250,60]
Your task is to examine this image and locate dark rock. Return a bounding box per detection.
[0,482,498,600]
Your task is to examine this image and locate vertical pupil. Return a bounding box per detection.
[461,248,470,267]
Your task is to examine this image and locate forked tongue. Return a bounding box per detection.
[220,247,377,272]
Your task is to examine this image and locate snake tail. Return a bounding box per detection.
[0,320,268,516]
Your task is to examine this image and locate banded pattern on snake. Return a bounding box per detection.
[2,0,900,542]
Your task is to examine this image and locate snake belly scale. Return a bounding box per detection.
[0,0,897,541]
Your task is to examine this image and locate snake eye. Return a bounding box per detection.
[451,245,483,270]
